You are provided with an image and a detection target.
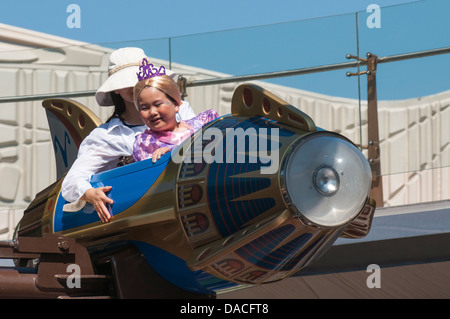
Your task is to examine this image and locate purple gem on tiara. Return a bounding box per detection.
[137,58,166,81]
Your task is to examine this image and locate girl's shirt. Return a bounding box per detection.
[133,109,219,162]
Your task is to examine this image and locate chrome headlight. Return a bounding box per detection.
[281,132,372,227]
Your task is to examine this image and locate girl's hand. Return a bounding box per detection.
[82,186,114,223]
[152,147,171,163]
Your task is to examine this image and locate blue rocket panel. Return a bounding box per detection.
[54,153,171,232]
[131,240,237,294]
[206,117,294,237]
[235,225,313,271]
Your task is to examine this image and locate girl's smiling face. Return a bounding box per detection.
[138,86,179,132]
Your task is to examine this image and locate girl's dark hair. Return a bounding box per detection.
[105,92,126,123]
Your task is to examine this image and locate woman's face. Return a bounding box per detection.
[114,87,134,104]
[137,86,179,131]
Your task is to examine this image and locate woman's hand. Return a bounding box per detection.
[152,147,171,163]
[82,186,114,223]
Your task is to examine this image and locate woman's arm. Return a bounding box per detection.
[61,123,137,222]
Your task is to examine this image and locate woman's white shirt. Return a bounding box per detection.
[60,118,145,203]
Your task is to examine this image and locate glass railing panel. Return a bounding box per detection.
[359,0,450,58]
[170,13,358,79]
[357,0,450,205]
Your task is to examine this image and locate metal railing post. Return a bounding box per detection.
[346,52,383,207]
[366,53,383,207]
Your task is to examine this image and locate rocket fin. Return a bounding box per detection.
[42,98,102,180]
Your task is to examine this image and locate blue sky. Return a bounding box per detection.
[1,0,449,100]
[0,0,420,43]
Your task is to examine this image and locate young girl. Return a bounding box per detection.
[132,73,218,163]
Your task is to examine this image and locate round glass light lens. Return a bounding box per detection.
[282,132,372,227]
[313,166,339,196]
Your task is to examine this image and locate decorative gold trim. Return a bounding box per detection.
[340,197,376,239]
[231,84,316,132]
[187,210,290,270]
[59,207,176,239]
[42,98,102,144]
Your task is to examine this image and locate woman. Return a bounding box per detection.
[132,68,218,163]
[61,48,195,223]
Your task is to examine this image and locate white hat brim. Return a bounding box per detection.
[95,64,178,106]
[95,65,141,106]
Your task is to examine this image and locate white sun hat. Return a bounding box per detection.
[95,47,176,106]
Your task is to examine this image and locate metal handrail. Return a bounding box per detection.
[0,90,96,103]
[0,46,449,104]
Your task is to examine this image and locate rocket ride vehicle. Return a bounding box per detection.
[0,84,375,298]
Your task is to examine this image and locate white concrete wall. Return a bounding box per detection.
[0,208,22,240]
[0,69,105,208]
[0,43,115,240]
